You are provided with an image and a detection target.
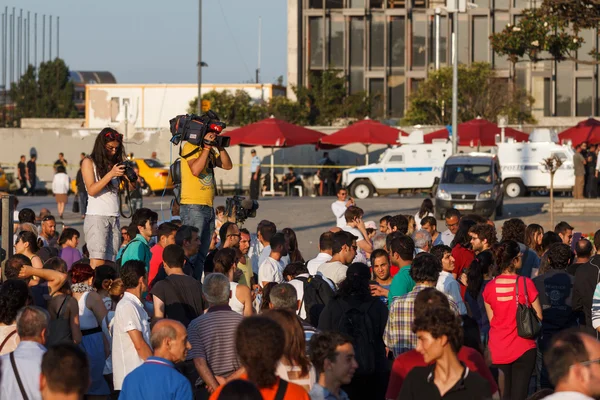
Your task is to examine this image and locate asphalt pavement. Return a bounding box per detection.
[14,193,600,260]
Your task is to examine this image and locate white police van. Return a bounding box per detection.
[495,128,575,198]
[342,131,452,199]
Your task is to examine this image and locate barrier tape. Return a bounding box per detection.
[1,162,357,169]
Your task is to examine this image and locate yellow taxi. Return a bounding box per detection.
[133,158,174,195]
[70,159,173,195]
[0,167,18,192]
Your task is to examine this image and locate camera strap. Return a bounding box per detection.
[179,146,201,159]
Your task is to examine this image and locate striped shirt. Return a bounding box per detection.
[186,305,243,384]
[592,282,600,330]
[384,284,460,357]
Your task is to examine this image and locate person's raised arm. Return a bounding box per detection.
[82,158,124,197]
[214,145,233,170]
[153,296,165,319]
[19,265,67,295]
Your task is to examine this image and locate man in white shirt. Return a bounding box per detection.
[283,263,311,320]
[248,220,277,274]
[431,245,467,315]
[543,330,600,400]
[341,206,372,264]
[258,232,288,287]
[0,306,48,400]
[440,208,461,246]
[317,231,357,288]
[331,187,355,228]
[307,232,334,275]
[112,260,152,391]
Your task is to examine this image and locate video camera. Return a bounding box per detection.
[225,195,259,225]
[169,110,229,148]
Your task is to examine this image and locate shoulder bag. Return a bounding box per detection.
[515,276,542,339]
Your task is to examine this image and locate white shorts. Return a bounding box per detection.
[84,215,120,262]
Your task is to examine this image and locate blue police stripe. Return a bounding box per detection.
[349,166,434,174]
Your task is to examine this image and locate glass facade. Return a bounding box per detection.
[301,0,600,118]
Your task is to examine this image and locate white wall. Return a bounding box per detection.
[86,84,285,130]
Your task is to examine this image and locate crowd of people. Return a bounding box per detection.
[2,129,600,400]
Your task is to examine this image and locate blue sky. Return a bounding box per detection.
[13,0,287,85]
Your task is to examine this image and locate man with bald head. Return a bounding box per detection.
[543,330,600,399]
[119,319,192,399]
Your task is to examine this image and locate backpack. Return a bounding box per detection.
[337,299,376,375]
[297,275,335,328]
[116,237,143,269]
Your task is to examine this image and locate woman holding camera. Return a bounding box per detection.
[81,128,131,269]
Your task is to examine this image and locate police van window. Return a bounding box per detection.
[552,152,567,162]
[388,154,404,163]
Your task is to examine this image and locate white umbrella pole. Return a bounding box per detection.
[270,147,275,196]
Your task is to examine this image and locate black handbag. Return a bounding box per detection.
[515,276,541,339]
[72,197,80,213]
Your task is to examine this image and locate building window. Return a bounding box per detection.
[309,0,323,8]
[494,0,509,9]
[370,14,385,68]
[411,78,423,93]
[577,78,593,116]
[326,0,343,8]
[513,0,529,8]
[412,0,427,8]
[412,13,427,68]
[544,77,552,116]
[350,17,365,67]
[493,13,509,69]
[429,15,448,67]
[309,17,324,68]
[472,17,488,62]
[388,0,406,8]
[577,29,595,71]
[458,15,468,64]
[370,79,385,117]
[474,0,489,7]
[349,0,365,7]
[351,70,365,93]
[370,0,384,7]
[328,15,345,68]
[389,16,406,68]
[388,75,405,117]
[556,65,573,116]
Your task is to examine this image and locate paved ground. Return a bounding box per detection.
[14,193,600,259]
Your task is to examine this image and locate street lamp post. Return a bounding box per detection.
[197,0,202,114]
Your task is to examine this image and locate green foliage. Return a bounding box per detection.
[403,63,535,125]
[490,3,590,65]
[187,70,371,126]
[10,58,77,122]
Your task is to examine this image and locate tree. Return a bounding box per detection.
[10,58,77,122]
[36,59,77,118]
[541,155,563,228]
[9,65,37,120]
[187,90,267,126]
[490,1,596,66]
[295,70,371,126]
[402,63,535,125]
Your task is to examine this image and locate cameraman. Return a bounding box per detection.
[180,131,232,280]
[81,128,134,269]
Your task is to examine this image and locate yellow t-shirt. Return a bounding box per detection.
[180,142,218,206]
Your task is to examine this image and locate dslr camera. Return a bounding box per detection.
[225,196,259,225]
[169,110,229,148]
[120,161,138,182]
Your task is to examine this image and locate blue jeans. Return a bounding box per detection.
[180,204,214,280]
[78,192,88,216]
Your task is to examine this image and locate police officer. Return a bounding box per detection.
[250,149,261,200]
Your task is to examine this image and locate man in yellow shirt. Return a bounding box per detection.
[180,132,232,280]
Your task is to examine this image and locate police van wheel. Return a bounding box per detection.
[504,180,525,198]
[351,181,374,199]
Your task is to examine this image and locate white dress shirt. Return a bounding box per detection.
[0,341,46,400]
[331,200,348,228]
[317,261,348,288]
[543,392,594,400]
[258,257,285,287]
[436,271,468,315]
[440,229,455,246]
[112,292,151,390]
[248,234,264,274]
[307,253,333,276]
[289,273,310,320]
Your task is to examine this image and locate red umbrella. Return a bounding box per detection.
[223,117,325,147]
[424,118,529,146]
[558,118,600,147]
[223,117,326,194]
[319,118,408,164]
